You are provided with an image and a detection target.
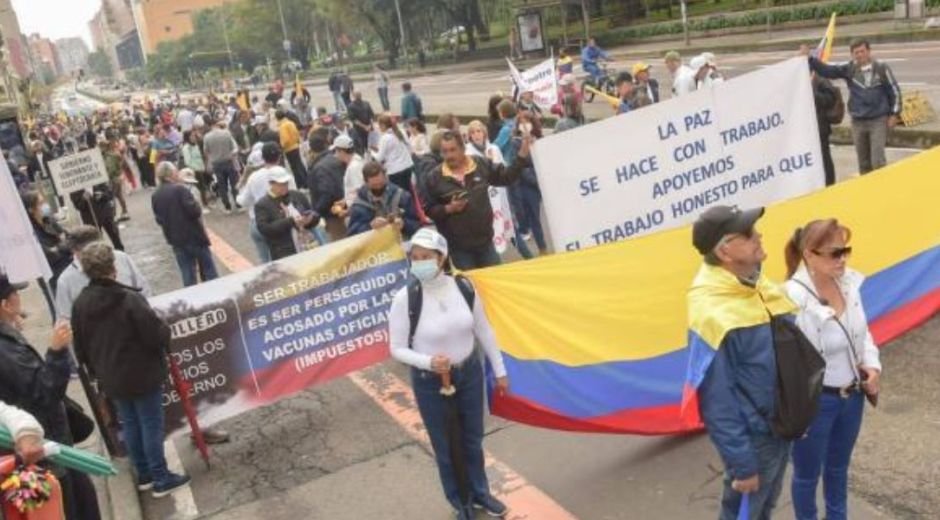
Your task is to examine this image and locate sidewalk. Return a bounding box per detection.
[17,283,143,520]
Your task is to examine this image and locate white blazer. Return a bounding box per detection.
[785,265,882,374]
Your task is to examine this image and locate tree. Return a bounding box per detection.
[317,0,425,66]
[87,51,113,78]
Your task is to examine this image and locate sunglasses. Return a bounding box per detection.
[813,246,853,259]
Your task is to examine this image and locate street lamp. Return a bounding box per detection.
[276,0,293,63]
[393,0,408,67]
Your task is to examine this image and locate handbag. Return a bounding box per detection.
[63,397,95,444]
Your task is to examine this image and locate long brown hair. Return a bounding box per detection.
[784,218,852,278]
[377,114,406,143]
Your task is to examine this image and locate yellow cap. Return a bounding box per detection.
[632,62,651,76]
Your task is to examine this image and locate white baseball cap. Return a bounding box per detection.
[330,134,355,151]
[690,55,708,70]
[269,168,293,184]
[409,227,448,257]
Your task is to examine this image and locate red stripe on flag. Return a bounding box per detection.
[870,284,940,346]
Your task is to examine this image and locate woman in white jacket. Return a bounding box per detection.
[783,219,881,520]
[0,400,45,464]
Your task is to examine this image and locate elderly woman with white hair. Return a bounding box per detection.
[387,228,510,519]
[151,161,219,287]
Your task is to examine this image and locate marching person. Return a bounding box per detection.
[423,130,532,270]
[70,242,192,498]
[805,39,902,174]
[255,169,320,260]
[152,161,219,287]
[388,228,509,519]
[632,62,660,104]
[0,275,102,519]
[664,50,696,98]
[237,143,297,263]
[687,206,795,520]
[22,189,72,293]
[374,114,415,194]
[783,219,881,520]
[347,162,420,239]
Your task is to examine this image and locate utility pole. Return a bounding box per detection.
[276,0,293,62]
[681,0,689,46]
[220,5,235,70]
[393,0,409,68]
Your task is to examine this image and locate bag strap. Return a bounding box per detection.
[406,277,422,349]
[790,279,860,381]
[454,274,476,310]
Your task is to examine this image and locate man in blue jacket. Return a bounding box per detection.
[347,162,420,239]
[580,37,610,85]
[806,39,902,174]
[687,205,796,520]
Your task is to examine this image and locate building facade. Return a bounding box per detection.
[131,0,228,57]
[0,0,31,78]
[27,34,61,81]
[89,0,144,77]
[55,37,90,76]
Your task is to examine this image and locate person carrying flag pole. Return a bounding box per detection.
[685,206,797,520]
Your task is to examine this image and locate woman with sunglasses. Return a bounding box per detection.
[783,219,881,520]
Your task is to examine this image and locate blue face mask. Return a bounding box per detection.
[410,259,440,282]
[39,203,52,218]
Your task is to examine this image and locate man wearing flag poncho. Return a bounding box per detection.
[685,206,797,519]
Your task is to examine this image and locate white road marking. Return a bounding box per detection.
[163,439,199,519]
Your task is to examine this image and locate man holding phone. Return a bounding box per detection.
[423,130,534,270]
[347,162,421,239]
[255,170,320,260]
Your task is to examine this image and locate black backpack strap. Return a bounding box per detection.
[454,274,476,310]
[406,276,422,349]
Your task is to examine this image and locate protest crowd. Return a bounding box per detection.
[0,31,910,520]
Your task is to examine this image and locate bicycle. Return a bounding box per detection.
[581,62,617,103]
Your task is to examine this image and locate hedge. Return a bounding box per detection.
[597,0,895,44]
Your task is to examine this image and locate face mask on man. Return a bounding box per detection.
[40,203,52,218]
[410,259,440,282]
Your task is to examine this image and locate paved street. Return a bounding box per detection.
[51,51,940,518]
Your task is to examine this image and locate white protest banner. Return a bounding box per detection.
[489,186,515,253]
[508,58,558,109]
[0,158,52,282]
[47,148,109,194]
[532,57,824,252]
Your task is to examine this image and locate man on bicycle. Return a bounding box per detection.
[581,38,611,85]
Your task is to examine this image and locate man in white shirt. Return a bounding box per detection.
[177,102,196,133]
[332,135,365,205]
[664,50,696,98]
[236,143,297,263]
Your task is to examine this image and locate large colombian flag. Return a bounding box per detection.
[465,146,940,434]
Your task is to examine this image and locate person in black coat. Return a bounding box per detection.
[812,73,839,186]
[21,190,72,291]
[346,91,375,155]
[70,242,191,497]
[68,183,125,251]
[307,130,348,242]
[0,275,102,519]
[151,161,218,287]
[255,169,320,260]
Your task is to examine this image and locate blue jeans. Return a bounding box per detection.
[173,245,219,287]
[114,389,171,486]
[791,392,865,520]
[411,357,489,510]
[332,91,346,112]
[450,243,502,271]
[378,87,390,112]
[519,181,546,252]
[249,220,272,264]
[212,160,239,210]
[719,433,791,520]
[583,62,602,84]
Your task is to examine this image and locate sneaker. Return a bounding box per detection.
[473,495,508,517]
[152,473,191,498]
[452,505,473,520]
[136,476,154,491]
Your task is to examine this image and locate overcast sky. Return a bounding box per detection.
[11,0,99,47]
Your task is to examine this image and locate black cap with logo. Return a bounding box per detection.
[692,205,765,255]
